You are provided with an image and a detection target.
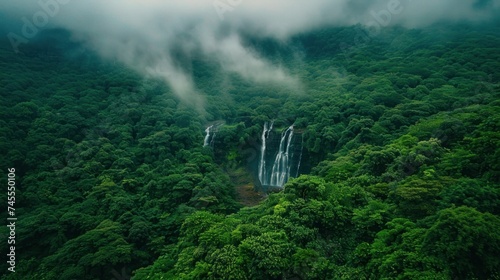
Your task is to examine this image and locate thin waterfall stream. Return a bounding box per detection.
[203,125,213,147]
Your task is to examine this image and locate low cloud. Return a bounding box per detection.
[1,0,498,102]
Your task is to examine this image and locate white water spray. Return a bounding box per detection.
[258,121,273,185]
[203,125,213,147]
[269,125,294,187]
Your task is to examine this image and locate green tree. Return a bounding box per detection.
[423,206,500,279]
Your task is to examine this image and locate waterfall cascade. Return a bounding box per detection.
[203,125,213,147]
[258,122,302,189]
[295,136,304,178]
[269,125,294,187]
[258,121,274,185]
[203,124,220,148]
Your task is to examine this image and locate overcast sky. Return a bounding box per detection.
[1,0,499,104]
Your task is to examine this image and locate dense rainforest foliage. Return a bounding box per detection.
[0,23,499,279]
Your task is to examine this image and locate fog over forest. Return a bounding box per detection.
[2,0,499,103]
[0,1,499,279]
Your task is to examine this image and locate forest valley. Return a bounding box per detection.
[0,23,499,279]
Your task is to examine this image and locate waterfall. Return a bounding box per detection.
[258,121,273,185]
[203,125,213,147]
[295,135,304,178]
[269,125,294,187]
[258,122,302,189]
[203,122,225,148]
